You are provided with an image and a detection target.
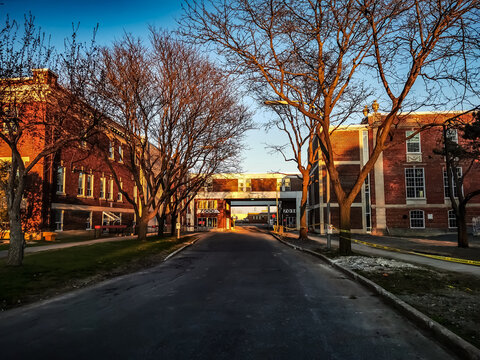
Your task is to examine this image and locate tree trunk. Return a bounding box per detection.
[298,174,309,240]
[6,210,24,266]
[156,214,165,237]
[338,202,352,255]
[137,214,149,241]
[457,205,469,248]
[170,213,176,237]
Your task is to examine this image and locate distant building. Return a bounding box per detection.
[308,112,480,235]
[190,173,302,230]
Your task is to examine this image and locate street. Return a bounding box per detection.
[0,230,456,359]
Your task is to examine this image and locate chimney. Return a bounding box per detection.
[32,68,58,86]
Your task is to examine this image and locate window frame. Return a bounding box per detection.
[77,172,85,197]
[99,177,106,199]
[55,209,64,231]
[446,128,458,144]
[108,141,115,160]
[409,210,425,229]
[86,211,93,230]
[86,174,94,198]
[117,181,123,202]
[118,144,123,163]
[443,167,463,198]
[405,168,426,199]
[107,179,114,201]
[406,130,421,154]
[448,210,457,228]
[56,166,65,195]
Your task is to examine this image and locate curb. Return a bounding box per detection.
[164,237,199,262]
[271,232,480,360]
[350,237,480,266]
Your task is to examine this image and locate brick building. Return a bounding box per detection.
[308,112,480,235]
[0,69,136,238]
[190,174,303,230]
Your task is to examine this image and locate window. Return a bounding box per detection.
[117,181,123,201]
[207,200,217,209]
[443,168,462,198]
[118,145,123,162]
[133,185,137,204]
[77,172,84,196]
[86,174,94,197]
[238,180,244,192]
[86,211,93,230]
[55,210,64,231]
[446,128,458,143]
[245,178,251,192]
[410,210,425,228]
[108,141,114,160]
[406,131,421,153]
[107,179,114,200]
[405,168,425,198]
[99,177,106,199]
[56,166,65,194]
[282,178,291,191]
[448,210,457,228]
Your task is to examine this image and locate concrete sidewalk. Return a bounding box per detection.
[0,234,145,259]
[280,231,480,276]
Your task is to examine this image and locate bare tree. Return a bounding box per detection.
[98,29,251,240]
[262,103,321,239]
[437,111,480,247]
[181,0,480,254]
[0,15,102,266]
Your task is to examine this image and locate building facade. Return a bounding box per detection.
[308,112,480,235]
[189,173,303,231]
[0,69,136,239]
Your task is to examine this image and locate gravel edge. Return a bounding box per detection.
[271,233,480,360]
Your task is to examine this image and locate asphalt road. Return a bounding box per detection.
[0,230,457,359]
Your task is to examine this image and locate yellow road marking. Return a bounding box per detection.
[351,238,480,266]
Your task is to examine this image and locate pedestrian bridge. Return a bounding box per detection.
[188,173,303,231]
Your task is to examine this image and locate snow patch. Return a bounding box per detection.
[333,256,421,272]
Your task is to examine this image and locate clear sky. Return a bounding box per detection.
[1,0,299,174]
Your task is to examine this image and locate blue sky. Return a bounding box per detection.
[1,0,298,174]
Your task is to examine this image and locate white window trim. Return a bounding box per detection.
[406,130,421,154]
[446,128,458,144]
[443,167,463,199]
[409,210,425,229]
[117,181,123,202]
[99,177,106,199]
[77,172,85,197]
[448,209,457,229]
[405,168,426,199]
[86,174,94,198]
[56,166,66,195]
[108,141,115,160]
[108,179,114,201]
[55,209,64,232]
[118,145,123,163]
[86,211,93,230]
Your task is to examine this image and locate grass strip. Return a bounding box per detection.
[0,235,195,310]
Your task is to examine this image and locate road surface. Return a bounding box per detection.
[0,229,456,359]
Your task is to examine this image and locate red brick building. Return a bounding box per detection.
[308,112,480,235]
[191,174,302,230]
[0,69,136,238]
